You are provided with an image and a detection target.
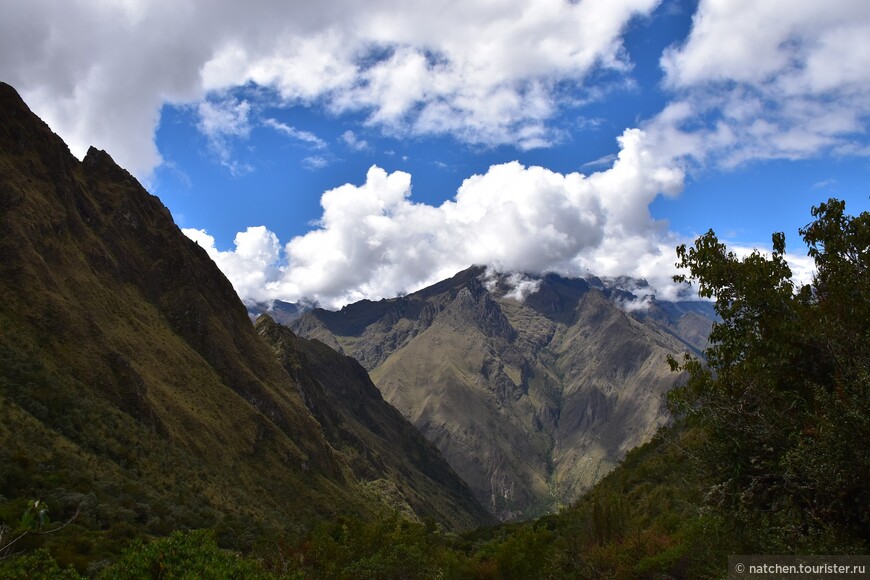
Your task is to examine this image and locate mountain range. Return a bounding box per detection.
[2,73,864,577]
[279,267,715,519]
[0,74,714,538]
[0,80,492,554]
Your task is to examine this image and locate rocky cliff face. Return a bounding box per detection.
[0,82,491,540]
[290,266,714,520]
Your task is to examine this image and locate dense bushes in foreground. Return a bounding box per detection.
[0,426,729,579]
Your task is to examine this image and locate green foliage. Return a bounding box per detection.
[0,426,729,578]
[22,499,50,531]
[0,548,83,579]
[589,494,627,546]
[482,524,552,579]
[667,198,869,553]
[262,515,448,580]
[99,530,273,579]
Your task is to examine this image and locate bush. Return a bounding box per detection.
[98,529,273,579]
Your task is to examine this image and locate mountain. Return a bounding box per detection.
[0,80,490,558]
[289,266,715,519]
[247,299,305,325]
[255,315,493,527]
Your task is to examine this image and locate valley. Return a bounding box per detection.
[283,266,714,519]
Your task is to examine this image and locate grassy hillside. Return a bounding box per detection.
[0,79,367,561]
[0,421,735,578]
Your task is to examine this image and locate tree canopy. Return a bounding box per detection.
[667,198,869,553]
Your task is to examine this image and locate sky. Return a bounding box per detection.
[2,0,869,308]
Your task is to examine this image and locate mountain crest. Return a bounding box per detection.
[289,267,715,519]
[0,82,493,550]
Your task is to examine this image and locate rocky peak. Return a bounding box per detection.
[0,82,65,150]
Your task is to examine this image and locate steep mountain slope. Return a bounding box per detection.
[0,81,490,550]
[256,316,494,528]
[290,267,714,519]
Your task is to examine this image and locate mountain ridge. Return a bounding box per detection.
[287,265,715,519]
[0,80,491,559]
[255,314,495,527]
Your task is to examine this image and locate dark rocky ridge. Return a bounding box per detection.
[256,316,494,527]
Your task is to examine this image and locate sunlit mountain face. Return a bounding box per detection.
[280,266,716,519]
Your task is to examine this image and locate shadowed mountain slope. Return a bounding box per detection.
[290,266,714,520]
[0,81,490,549]
[256,316,495,528]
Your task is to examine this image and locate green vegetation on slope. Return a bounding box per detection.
[256,315,495,530]
[0,79,370,570]
[0,424,730,578]
[0,80,490,574]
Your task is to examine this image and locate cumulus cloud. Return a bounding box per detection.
[183,226,281,304]
[502,274,544,303]
[183,127,689,308]
[0,0,660,177]
[654,0,870,166]
[5,0,857,308]
[0,1,206,175]
[480,270,543,303]
[615,294,655,313]
[188,115,822,308]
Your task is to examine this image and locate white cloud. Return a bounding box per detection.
[615,294,655,313]
[265,118,327,149]
[0,0,660,177]
[341,130,370,152]
[183,226,281,304]
[502,273,544,303]
[197,98,251,140]
[4,0,852,307]
[184,127,691,308]
[655,0,870,166]
[302,155,330,170]
[480,270,543,302]
[196,97,253,174]
[3,1,865,178]
[0,1,206,176]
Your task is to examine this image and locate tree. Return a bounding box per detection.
[667,198,869,552]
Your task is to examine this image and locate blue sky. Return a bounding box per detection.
[2,0,868,307]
